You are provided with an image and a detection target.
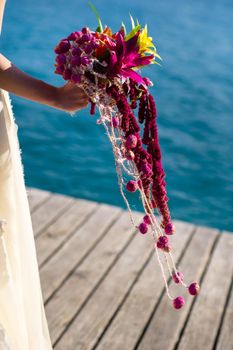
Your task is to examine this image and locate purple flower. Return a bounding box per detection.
[67,32,80,41]
[63,68,72,80]
[81,27,90,34]
[72,47,82,56]
[71,73,81,84]
[84,44,94,54]
[81,56,91,66]
[55,54,66,65]
[81,34,92,43]
[58,40,70,53]
[70,56,81,67]
[54,65,64,75]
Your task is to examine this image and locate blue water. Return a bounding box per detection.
[1,0,233,231]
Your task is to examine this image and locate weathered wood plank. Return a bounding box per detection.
[55,219,171,350]
[96,220,195,350]
[46,211,141,345]
[36,199,98,267]
[216,276,233,350]
[40,204,122,302]
[177,232,233,350]
[27,187,51,212]
[31,193,74,237]
[137,226,219,350]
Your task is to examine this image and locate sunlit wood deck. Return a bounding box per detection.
[28,187,233,350]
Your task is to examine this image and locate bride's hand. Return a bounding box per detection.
[0,54,89,113]
[54,82,89,112]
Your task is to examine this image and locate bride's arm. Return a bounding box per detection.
[0,54,88,112]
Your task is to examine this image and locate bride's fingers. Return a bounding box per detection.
[76,92,88,101]
[65,97,89,112]
[65,82,87,97]
[76,100,89,109]
[55,82,89,112]
[74,94,89,104]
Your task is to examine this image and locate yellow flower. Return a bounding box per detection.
[138,25,161,62]
[103,26,113,38]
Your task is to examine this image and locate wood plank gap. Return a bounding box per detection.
[173,232,221,350]
[38,202,100,269]
[213,274,233,350]
[133,225,197,350]
[44,208,123,305]
[31,194,52,213]
[52,225,138,348]
[34,199,75,238]
[92,249,154,350]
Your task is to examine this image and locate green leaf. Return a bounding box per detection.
[129,13,135,29]
[120,22,127,36]
[88,2,103,33]
[125,24,141,41]
[96,25,102,33]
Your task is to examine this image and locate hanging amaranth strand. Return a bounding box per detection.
[54,6,200,309]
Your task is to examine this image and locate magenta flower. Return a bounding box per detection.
[106,31,154,84]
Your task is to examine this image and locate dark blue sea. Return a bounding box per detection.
[1,0,233,231]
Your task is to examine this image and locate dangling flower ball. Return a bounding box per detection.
[188,282,200,296]
[138,222,148,234]
[173,296,185,310]
[172,271,184,284]
[126,180,138,193]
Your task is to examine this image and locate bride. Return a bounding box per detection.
[0,1,88,348]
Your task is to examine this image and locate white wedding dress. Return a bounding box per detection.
[0,1,53,349]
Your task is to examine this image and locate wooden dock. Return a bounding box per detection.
[28,188,233,350]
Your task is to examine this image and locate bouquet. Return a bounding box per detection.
[54,4,199,309]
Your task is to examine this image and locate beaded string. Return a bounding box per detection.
[97,87,200,304]
[81,79,200,307]
[101,112,173,300]
[84,84,187,300]
[99,100,182,300]
[101,108,136,227]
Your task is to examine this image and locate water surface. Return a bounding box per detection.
[1,0,233,230]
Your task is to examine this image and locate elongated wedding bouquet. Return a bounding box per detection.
[54,5,199,309]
